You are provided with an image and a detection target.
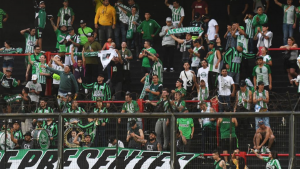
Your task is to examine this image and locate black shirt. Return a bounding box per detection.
[110,61,123,83]
[22,96,31,113]
[80,142,94,147]
[145,140,159,151]
[228,0,249,15]
[128,126,141,149]
[18,139,35,149]
[176,136,184,152]
[190,20,204,36]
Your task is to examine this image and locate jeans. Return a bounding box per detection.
[162,45,175,69]
[248,38,254,53]
[127,32,140,59]
[283,23,294,45]
[155,120,170,150]
[110,81,122,100]
[98,25,113,47]
[208,71,218,94]
[114,21,127,49]
[218,95,231,112]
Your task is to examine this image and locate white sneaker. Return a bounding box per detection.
[163,68,167,72]
[265,147,270,153]
[254,149,260,153]
[170,68,174,72]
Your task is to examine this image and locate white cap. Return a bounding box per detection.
[32,75,38,80]
[166,17,172,22]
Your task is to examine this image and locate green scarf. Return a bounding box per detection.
[166,27,204,35]
[206,48,216,64]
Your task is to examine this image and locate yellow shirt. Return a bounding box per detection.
[94,4,116,26]
[94,0,103,13]
[232,159,248,169]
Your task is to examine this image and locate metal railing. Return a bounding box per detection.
[0,111,297,169]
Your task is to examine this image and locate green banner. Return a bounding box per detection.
[0,48,23,54]
[0,147,201,169]
[166,27,204,35]
[73,52,99,57]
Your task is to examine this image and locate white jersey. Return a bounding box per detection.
[197,67,209,87]
[65,34,80,66]
[108,140,124,148]
[208,50,220,73]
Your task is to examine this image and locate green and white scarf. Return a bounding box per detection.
[4,94,22,104]
[166,27,204,35]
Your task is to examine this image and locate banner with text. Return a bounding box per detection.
[0,147,201,169]
[166,27,204,36]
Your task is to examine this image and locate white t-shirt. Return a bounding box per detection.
[108,140,124,148]
[52,61,65,84]
[256,31,273,48]
[25,81,42,102]
[207,19,218,40]
[218,75,234,96]
[179,70,194,90]
[65,34,80,66]
[191,46,201,67]
[197,67,209,87]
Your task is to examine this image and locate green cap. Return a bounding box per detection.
[58,45,67,53]
[239,26,244,30]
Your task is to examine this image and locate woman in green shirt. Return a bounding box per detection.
[252,150,282,169]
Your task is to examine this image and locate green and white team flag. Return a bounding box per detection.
[0,148,202,169]
[4,94,22,104]
[166,27,204,36]
[0,48,23,54]
[98,49,118,70]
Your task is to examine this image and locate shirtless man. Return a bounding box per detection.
[253,120,275,153]
[212,150,226,169]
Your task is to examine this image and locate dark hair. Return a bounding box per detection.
[202,59,208,64]
[176,129,180,134]
[175,91,182,96]
[162,88,169,93]
[183,62,190,65]
[5,40,13,47]
[40,98,47,102]
[173,0,180,4]
[71,100,77,104]
[271,151,278,159]
[131,6,137,10]
[126,93,134,98]
[152,74,158,78]
[34,45,40,49]
[212,150,219,156]
[145,40,151,46]
[238,157,246,169]
[288,37,296,44]
[257,6,263,10]
[23,87,29,94]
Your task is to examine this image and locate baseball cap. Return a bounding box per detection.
[6,68,12,72]
[24,132,32,137]
[258,120,265,125]
[80,20,86,24]
[209,41,215,45]
[258,81,264,86]
[32,74,38,80]
[68,27,74,31]
[13,120,20,125]
[256,56,263,60]
[149,131,157,136]
[129,120,136,127]
[239,26,244,30]
[177,79,183,84]
[194,39,201,44]
[166,17,172,22]
[40,1,45,4]
[87,32,94,37]
[240,80,246,87]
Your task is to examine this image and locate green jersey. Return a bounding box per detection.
[35,107,53,113]
[175,87,186,100]
[263,55,272,64]
[43,122,58,146]
[0,9,6,28]
[237,34,248,53]
[127,13,140,32]
[24,33,36,53]
[57,7,74,26]
[13,130,23,140]
[214,160,223,169]
[140,47,157,68]
[252,13,268,34]
[177,118,194,139]
[82,82,111,101]
[254,90,268,109]
[224,47,255,73]
[245,18,254,39]
[78,27,93,45]
[152,58,163,83]
[252,64,271,86]
[78,120,96,141]
[237,89,251,110]
[35,8,46,29]
[149,83,163,101]
[64,107,85,122]
[55,29,68,49]
[137,19,161,40]
[33,61,49,84]
[263,157,282,169]
[93,107,109,124]
[296,6,300,24]
[220,118,237,139]
[173,100,187,112]
[282,4,295,24]
[122,100,140,121]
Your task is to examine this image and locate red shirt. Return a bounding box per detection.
[191,0,208,17]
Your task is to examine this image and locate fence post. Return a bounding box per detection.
[45,52,52,96]
[58,114,64,169]
[288,113,295,169]
[170,114,176,169]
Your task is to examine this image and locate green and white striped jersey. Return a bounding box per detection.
[263,157,282,169]
[127,13,140,32]
[24,33,36,53]
[207,49,220,73]
[254,90,268,109]
[35,107,53,113]
[140,75,150,99]
[33,61,49,84]
[122,100,140,121]
[245,19,254,38]
[237,33,248,53]
[169,5,185,23]
[282,4,296,24]
[94,107,109,124]
[82,82,111,101]
[252,64,271,85]
[297,75,300,93]
[152,58,163,83]
[224,47,256,73]
[237,89,250,110]
[57,7,74,26]
[262,54,272,64]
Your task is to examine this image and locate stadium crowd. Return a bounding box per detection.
[3,0,300,168]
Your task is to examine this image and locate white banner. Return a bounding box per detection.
[98,49,118,70]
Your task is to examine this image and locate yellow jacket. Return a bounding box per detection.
[94,4,116,26]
